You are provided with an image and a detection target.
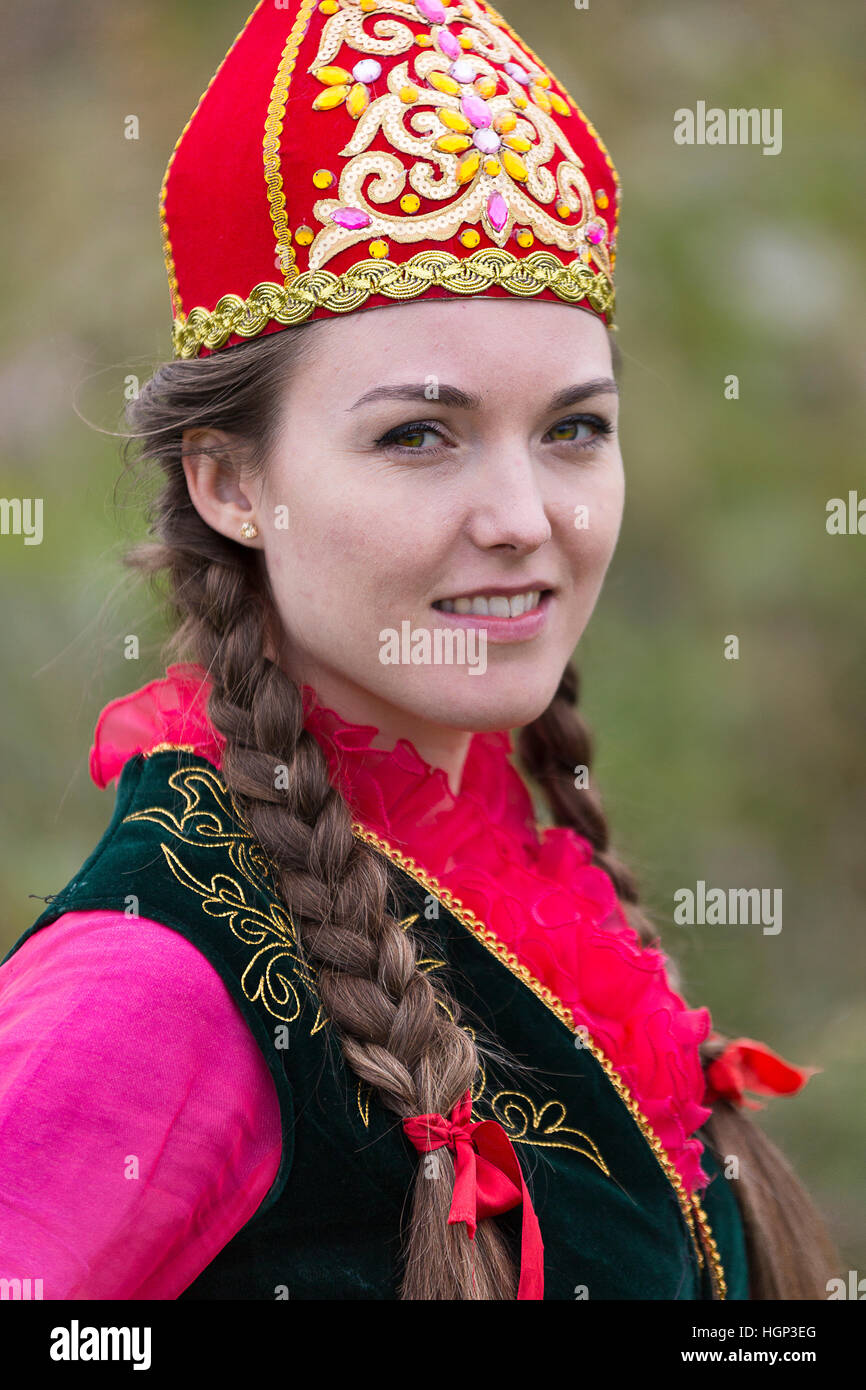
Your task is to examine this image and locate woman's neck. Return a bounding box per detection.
[294,669,475,797]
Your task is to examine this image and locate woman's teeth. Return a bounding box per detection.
[433,590,542,617]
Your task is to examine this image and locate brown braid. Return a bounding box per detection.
[118,323,838,1300]
[517,660,840,1297]
[120,330,525,1299]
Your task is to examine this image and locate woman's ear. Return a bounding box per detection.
[181,428,263,547]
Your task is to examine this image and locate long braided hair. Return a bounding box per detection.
[119,322,838,1299]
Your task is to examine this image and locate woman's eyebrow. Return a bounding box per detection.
[348,377,619,412]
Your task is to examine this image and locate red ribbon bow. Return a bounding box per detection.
[402,1089,544,1300]
[704,1034,819,1111]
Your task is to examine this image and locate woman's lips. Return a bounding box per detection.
[429,590,554,643]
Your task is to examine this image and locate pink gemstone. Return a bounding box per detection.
[461,93,492,128]
[486,191,508,232]
[473,128,500,153]
[331,207,372,230]
[437,28,461,59]
[584,219,606,245]
[450,58,476,83]
[417,0,447,22]
[504,61,531,85]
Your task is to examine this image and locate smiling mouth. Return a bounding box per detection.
[432,588,552,618]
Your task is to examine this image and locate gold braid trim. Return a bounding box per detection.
[352,821,727,1300]
[692,1194,728,1300]
[263,0,319,284]
[172,247,614,358]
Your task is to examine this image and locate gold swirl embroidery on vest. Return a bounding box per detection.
[297,0,612,286]
[485,1091,610,1176]
[124,763,326,1034]
[395,909,447,974]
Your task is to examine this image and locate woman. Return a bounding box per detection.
[0,0,837,1300]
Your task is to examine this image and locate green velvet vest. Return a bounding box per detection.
[6,749,749,1300]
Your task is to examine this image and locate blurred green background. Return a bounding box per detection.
[1,0,863,1279]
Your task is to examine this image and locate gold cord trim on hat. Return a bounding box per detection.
[351,821,727,1300]
[159,0,269,317]
[171,248,614,358]
[264,0,319,284]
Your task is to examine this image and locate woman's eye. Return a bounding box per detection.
[546,414,613,447]
[377,421,446,452]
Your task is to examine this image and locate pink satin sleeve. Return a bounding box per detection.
[0,909,282,1299]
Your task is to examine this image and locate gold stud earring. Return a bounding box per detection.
[240,520,259,540]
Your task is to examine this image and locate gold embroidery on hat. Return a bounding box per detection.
[296,0,613,281]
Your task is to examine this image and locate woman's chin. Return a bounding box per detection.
[390,671,567,734]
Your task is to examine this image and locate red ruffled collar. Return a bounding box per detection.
[89,664,813,1196]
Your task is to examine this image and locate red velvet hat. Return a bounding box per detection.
[161,0,621,359]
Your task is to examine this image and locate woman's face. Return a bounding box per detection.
[253,297,624,742]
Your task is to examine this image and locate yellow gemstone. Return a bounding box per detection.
[503,134,531,153]
[428,71,460,95]
[514,94,528,109]
[294,226,314,246]
[535,74,551,88]
[312,85,349,110]
[493,113,516,133]
[555,202,570,218]
[549,92,569,116]
[456,151,481,184]
[315,66,352,86]
[318,0,339,10]
[400,194,420,213]
[360,0,377,9]
[595,190,609,209]
[474,77,497,98]
[435,133,472,153]
[500,149,528,181]
[483,157,500,176]
[415,33,432,46]
[460,229,481,248]
[530,86,551,112]
[312,168,334,189]
[440,109,473,133]
[346,82,369,119]
[369,240,389,258]
[399,84,419,103]
[516,229,534,247]
[458,33,474,46]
